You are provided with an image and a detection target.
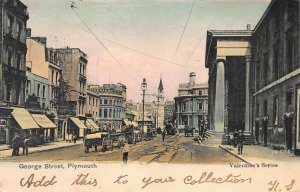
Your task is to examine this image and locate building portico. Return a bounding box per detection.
[205,30,252,134]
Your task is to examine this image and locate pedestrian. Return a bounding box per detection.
[73,134,77,144]
[162,128,166,142]
[229,133,234,146]
[237,130,245,155]
[122,143,129,165]
[11,134,21,156]
[23,135,31,156]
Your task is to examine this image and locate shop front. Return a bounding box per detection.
[10,107,40,146]
[68,117,87,138]
[31,114,57,142]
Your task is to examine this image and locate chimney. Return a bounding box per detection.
[189,72,196,85]
[247,24,251,30]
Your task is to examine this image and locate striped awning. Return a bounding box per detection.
[31,114,57,129]
[11,107,40,129]
[69,117,87,129]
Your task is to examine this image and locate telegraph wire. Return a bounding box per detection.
[71,2,195,69]
[172,0,196,61]
[71,5,161,96]
[71,6,140,84]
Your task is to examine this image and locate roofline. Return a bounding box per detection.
[207,30,253,37]
[253,0,275,34]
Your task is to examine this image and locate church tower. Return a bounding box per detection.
[157,74,164,103]
[157,74,165,128]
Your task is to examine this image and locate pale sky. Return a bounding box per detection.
[22,0,271,102]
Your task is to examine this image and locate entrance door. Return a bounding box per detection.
[263,121,268,147]
[255,121,259,143]
[285,118,293,150]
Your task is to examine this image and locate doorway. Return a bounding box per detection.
[285,118,293,150]
[263,120,268,147]
[255,121,259,143]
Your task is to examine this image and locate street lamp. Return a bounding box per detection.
[141,78,147,135]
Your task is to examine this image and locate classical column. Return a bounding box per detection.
[214,59,225,132]
[244,56,251,133]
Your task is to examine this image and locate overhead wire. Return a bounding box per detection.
[172,0,196,61]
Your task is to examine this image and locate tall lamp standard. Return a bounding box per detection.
[141,78,147,135]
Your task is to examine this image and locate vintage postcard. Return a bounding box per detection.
[0,0,299,191]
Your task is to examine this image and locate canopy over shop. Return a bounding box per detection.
[31,114,57,141]
[68,117,87,137]
[85,119,99,133]
[10,107,41,145]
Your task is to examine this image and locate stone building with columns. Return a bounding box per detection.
[174,72,208,132]
[205,30,252,134]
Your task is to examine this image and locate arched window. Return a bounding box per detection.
[104,109,107,118]
[109,109,112,118]
[104,99,107,104]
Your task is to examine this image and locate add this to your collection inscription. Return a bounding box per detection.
[15,163,297,191]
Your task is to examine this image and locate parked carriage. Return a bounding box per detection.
[83,132,113,153]
[184,127,195,137]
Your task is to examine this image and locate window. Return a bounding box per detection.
[256,103,260,117]
[109,109,112,118]
[109,100,112,105]
[51,70,54,83]
[182,102,187,111]
[104,109,107,118]
[198,102,203,111]
[273,96,279,126]
[100,99,102,105]
[26,80,31,94]
[6,85,11,101]
[99,109,102,117]
[42,85,45,98]
[273,43,279,80]
[16,53,21,70]
[56,71,58,85]
[8,51,13,66]
[263,100,268,116]
[286,30,294,73]
[256,62,260,90]
[286,91,293,106]
[16,22,22,40]
[7,15,13,33]
[37,84,40,97]
[263,54,269,85]
[104,99,107,105]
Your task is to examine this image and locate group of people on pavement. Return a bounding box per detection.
[66,133,77,144]
[229,130,245,155]
[11,134,31,156]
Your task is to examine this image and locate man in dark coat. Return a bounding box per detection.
[237,130,245,155]
[11,134,21,156]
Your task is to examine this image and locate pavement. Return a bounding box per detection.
[219,144,300,164]
[0,140,82,159]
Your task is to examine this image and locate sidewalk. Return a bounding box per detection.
[219,144,300,164]
[0,140,82,159]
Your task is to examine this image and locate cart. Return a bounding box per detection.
[84,132,113,153]
[110,131,125,148]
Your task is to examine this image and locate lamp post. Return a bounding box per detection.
[141,78,147,136]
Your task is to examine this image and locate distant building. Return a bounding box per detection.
[56,48,88,117]
[174,72,208,132]
[86,86,100,122]
[89,83,127,131]
[0,0,29,145]
[164,100,175,124]
[251,0,300,151]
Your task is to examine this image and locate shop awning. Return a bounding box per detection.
[86,119,99,130]
[31,114,56,129]
[11,107,40,129]
[69,117,87,129]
